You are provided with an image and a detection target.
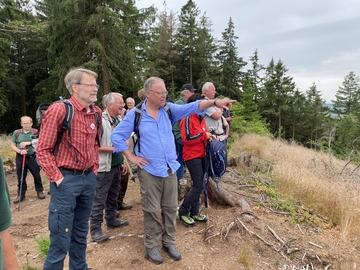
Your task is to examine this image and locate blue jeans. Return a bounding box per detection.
[175,138,186,180]
[179,157,205,217]
[43,170,96,270]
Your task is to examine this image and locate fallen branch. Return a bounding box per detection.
[262,205,292,216]
[266,225,285,244]
[204,232,220,242]
[309,241,323,249]
[224,221,235,239]
[237,218,273,247]
[297,224,304,235]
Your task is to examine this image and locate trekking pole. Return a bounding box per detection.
[18,154,26,211]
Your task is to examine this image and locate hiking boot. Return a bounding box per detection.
[117,202,132,210]
[37,190,45,199]
[107,219,129,229]
[145,247,163,265]
[13,195,25,204]
[191,213,208,222]
[90,232,109,243]
[162,245,181,261]
[178,213,195,226]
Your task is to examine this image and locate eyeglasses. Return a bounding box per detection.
[76,83,100,90]
[116,102,125,106]
[150,90,168,95]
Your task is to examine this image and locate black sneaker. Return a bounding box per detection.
[37,190,45,199]
[107,219,129,229]
[145,247,163,265]
[13,195,25,204]
[162,245,181,261]
[117,202,132,210]
[90,232,109,243]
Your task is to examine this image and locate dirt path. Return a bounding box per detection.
[6,170,360,270]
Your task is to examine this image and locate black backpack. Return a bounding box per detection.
[133,101,172,153]
[35,99,100,155]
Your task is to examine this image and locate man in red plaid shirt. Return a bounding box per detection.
[37,67,102,270]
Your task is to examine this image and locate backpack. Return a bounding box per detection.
[35,99,101,155]
[207,139,227,187]
[133,101,172,153]
[15,128,37,143]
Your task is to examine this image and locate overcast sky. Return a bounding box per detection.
[136,0,360,103]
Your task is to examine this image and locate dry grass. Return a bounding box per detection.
[231,133,360,237]
[0,134,15,159]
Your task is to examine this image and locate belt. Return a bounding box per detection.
[60,167,93,175]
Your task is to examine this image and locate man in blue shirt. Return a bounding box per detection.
[111,77,235,265]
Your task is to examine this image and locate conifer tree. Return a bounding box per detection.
[332,71,360,118]
[216,17,246,99]
[259,59,296,139]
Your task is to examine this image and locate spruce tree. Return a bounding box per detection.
[216,17,246,99]
[332,71,360,118]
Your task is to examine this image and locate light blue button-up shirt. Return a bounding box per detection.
[111,100,206,178]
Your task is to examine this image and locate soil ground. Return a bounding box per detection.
[6,168,360,270]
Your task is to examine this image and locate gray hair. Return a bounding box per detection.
[20,116,33,123]
[64,67,98,95]
[103,92,123,107]
[138,89,146,101]
[202,82,214,94]
[181,90,188,97]
[126,97,135,104]
[144,77,164,93]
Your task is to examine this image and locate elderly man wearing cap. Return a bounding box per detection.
[172,84,196,184]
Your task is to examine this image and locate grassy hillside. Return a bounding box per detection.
[230,133,360,237]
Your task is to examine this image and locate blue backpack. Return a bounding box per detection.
[207,139,227,185]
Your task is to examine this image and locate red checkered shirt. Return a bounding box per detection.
[36,97,102,182]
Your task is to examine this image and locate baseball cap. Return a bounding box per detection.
[181,83,197,92]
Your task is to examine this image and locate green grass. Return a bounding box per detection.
[35,236,50,260]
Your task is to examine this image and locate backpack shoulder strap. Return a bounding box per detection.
[53,99,74,155]
[133,102,143,153]
[133,102,172,153]
[163,102,172,122]
[93,106,101,147]
[15,129,21,143]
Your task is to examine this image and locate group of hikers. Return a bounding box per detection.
[2,67,236,269]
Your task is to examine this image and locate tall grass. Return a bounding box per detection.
[0,134,15,159]
[231,134,360,237]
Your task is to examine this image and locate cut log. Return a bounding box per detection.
[207,178,237,207]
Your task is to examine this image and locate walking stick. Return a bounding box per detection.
[18,154,26,211]
[123,156,136,182]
